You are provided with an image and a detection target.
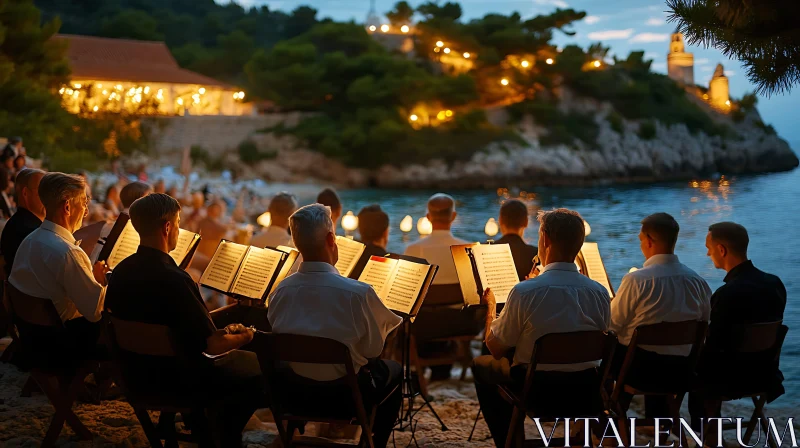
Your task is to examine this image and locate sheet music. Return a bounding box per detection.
[473,244,519,304]
[200,241,247,292]
[333,236,365,277]
[357,256,398,297]
[230,246,282,299]
[384,260,429,315]
[580,242,614,297]
[107,221,140,269]
[168,229,197,264]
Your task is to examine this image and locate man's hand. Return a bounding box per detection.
[92,261,110,285]
[481,287,497,307]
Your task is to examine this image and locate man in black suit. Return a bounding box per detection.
[1,168,45,276]
[689,222,787,429]
[495,199,537,281]
[350,204,390,279]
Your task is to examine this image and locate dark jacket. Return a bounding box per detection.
[1,207,42,276]
[495,233,538,281]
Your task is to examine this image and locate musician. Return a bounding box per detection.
[106,194,264,446]
[119,181,152,214]
[316,187,342,231]
[404,193,482,380]
[495,199,537,281]
[268,204,402,448]
[475,208,610,448]
[251,192,297,248]
[1,168,45,276]
[9,172,108,358]
[689,222,787,429]
[610,212,711,418]
[350,204,390,279]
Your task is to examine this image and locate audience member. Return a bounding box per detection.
[2,136,23,159]
[2,155,14,173]
[153,179,166,194]
[1,169,45,276]
[495,199,537,281]
[103,185,122,216]
[119,181,152,214]
[9,172,108,360]
[106,194,264,446]
[689,222,787,429]
[0,166,14,219]
[316,188,342,231]
[182,191,206,232]
[350,204,390,279]
[474,208,610,448]
[251,192,297,248]
[268,204,402,448]
[13,155,26,172]
[610,212,711,418]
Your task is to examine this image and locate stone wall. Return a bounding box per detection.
[142,112,307,159]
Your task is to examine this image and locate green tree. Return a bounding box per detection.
[99,9,164,41]
[284,6,318,39]
[667,0,800,94]
[416,2,462,21]
[386,1,414,26]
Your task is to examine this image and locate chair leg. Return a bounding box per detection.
[615,405,630,448]
[668,394,688,448]
[20,375,38,397]
[62,372,93,439]
[468,407,482,441]
[505,407,524,448]
[753,396,776,448]
[34,372,92,447]
[134,408,165,448]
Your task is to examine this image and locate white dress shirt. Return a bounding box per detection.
[404,229,469,285]
[491,262,611,371]
[9,220,105,323]
[267,262,402,381]
[611,254,711,356]
[251,225,293,249]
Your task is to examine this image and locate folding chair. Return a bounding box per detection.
[610,320,708,447]
[701,321,788,448]
[104,313,214,448]
[499,330,617,448]
[254,332,394,448]
[6,282,96,448]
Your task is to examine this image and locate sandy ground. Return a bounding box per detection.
[1,337,795,447]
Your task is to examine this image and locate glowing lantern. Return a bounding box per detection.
[380,24,390,32]
[417,217,432,236]
[401,25,410,33]
[500,78,510,86]
[463,52,471,58]
[521,60,530,68]
[484,218,499,237]
[593,60,601,68]
[445,109,453,117]
[257,212,271,228]
[400,215,413,233]
[92,106,99,112]
[436,41,444,48]
[369,25,377,32]
[584,220,592,236]
[341,211,359,235]
[409,114,419,122]
[546,58,554,65]
[437,111,446,120]
[73,83,82,89]
[443,48,451,54]
[199,87,206,94]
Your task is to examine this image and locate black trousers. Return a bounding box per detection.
[13,317,105,369]
[473,355,602,448]
[278,359,403,447]
[610,345,691,418]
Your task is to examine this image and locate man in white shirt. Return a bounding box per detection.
[474,208,611,448]
[10,172,109,360]
[251,192,297,248]
[268,203,402,447]
[403,193,483,380]
[610,212,711,418]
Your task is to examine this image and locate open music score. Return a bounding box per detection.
[451,243,519,305]
[199,240,298,302]
[333,236,365,277]
[357,255,437,317]
[97,214,200,270]
[578,242,615,298]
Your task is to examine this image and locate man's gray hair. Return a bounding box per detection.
[14,168,45,201]
[289,203,334,254]
[38,172,86,210]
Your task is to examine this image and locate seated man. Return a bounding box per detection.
[475,208,611,448]
[268,204,402,448]
[9,172,108,361]
[610,213,711,417]
[1,168,45,276]
[689,222,787,429]
[350,204,390,279]
[119,181,152,214]
[106,193,265,447]
[495,199,537,281]
[404,193,483,380]
[251,192,297,248]
[316,187,342,232]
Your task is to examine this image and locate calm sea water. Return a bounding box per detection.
[330,167,800,402]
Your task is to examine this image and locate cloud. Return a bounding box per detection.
[645,18,664,26]
[629,32,670,43]
[652,62,667,70]
[585,15,601,24]
[533,0,569,8]
[724,70,735,77]
[695,58,710,65]
[588,29,635,40]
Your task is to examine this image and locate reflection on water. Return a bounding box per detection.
[330,169,800,402]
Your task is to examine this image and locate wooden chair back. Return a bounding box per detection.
[5,281,62,328]
[422,284,463,306]
[105,315,178,357]
[253,332,375,448]
[734,321,784,353]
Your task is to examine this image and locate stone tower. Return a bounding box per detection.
[708,63,730,109]
[667,32,694,85]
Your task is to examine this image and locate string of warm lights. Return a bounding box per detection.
[367,23,412,34]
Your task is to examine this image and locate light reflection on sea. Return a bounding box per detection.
[334,169,800,402]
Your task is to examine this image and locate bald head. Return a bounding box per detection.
[427,193,457,229]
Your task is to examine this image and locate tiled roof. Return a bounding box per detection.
[54,34,234,89]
